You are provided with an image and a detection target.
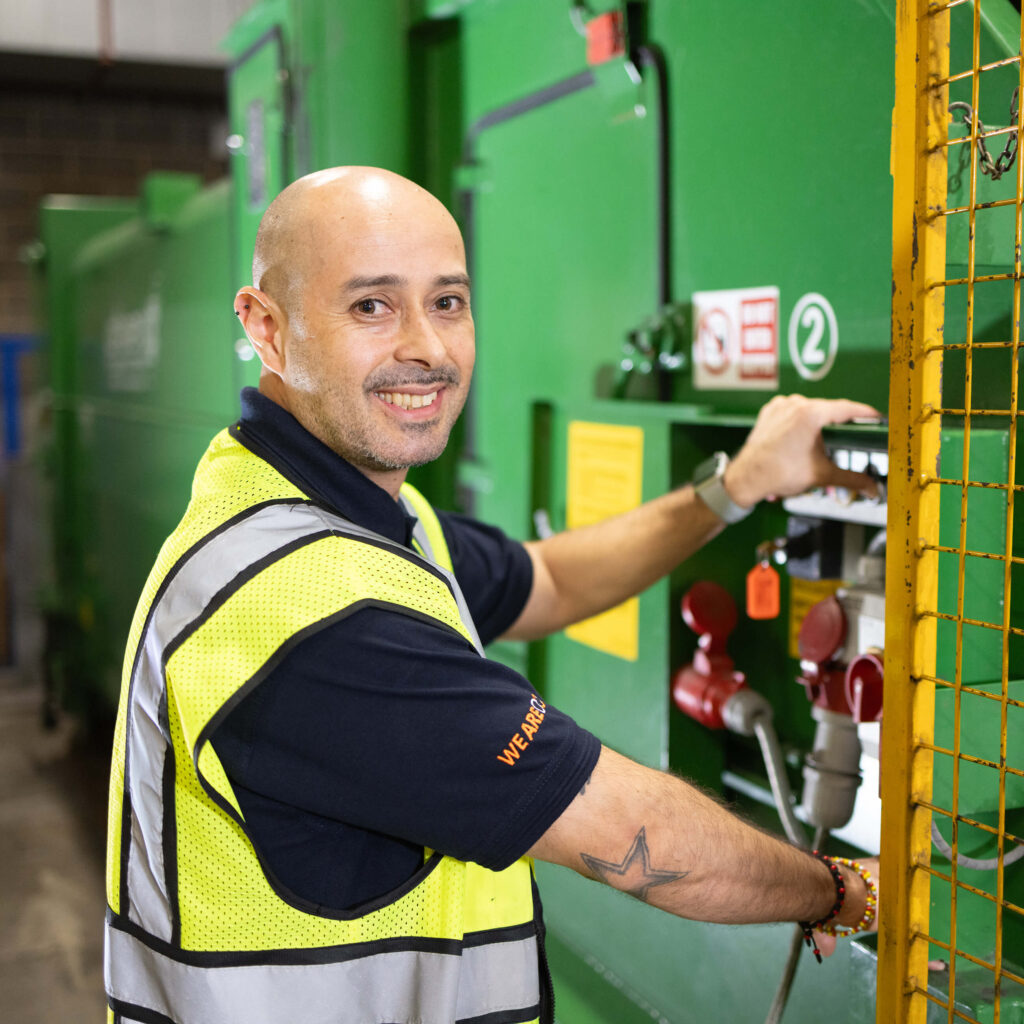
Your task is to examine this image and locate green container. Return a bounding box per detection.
[35,195,138,717]
[51,175,253,708]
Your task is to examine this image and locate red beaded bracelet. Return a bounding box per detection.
[818,857,878,938]
[799,850,845,963]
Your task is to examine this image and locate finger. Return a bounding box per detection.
[815,931,838,958]
[811,399,884,427]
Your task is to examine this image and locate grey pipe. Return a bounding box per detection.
[931,821,1024,871]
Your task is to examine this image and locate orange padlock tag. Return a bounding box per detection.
[746,561,780,620]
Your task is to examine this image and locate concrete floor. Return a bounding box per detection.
[0,450,110,1021]
[0,668,110,1021]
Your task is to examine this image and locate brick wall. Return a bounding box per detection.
[0,82,228,335]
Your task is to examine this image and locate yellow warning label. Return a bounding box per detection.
[564,421,644,661]
[788,576,845,658]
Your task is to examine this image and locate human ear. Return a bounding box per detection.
[235,287,286,376]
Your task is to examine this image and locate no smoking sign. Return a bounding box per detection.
[695,307,731,375]
[692,286,779,391]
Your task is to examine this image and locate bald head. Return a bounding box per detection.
[252,167,461,318]
[237,166,475,495]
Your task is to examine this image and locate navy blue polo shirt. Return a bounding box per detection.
[213,389,600,912]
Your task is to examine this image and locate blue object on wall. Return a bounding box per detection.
[0,335,39,458]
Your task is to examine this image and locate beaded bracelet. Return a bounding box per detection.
[817,857,878,938]
[799,850,845,963]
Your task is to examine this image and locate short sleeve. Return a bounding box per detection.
[214,605,600,900]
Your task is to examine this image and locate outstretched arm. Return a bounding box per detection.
[504,395,880,641]
[528,744,874,933]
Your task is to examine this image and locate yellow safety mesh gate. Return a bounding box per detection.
[885,2,1024,1022]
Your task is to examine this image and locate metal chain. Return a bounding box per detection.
[949,87,1020,182]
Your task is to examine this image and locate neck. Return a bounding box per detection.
[359,465,408,501]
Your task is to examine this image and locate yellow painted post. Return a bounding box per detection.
[881,1,948,1022]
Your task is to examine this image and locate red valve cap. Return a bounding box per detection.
[845,652,884,723]
[681,580,738,641]
[797,595,847,665]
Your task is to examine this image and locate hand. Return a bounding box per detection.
[723,395,882,510]
[817,854,880,959]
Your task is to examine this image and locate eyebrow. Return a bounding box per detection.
[435,274,472,289]
[341,273,472,292]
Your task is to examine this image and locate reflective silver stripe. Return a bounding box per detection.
[106,919,539,1024]
[394,496,486,657]
[126,502,334,938]
[441,567,485,656]
[401,496,440,564]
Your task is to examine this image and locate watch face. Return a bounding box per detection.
[694,452,726,485]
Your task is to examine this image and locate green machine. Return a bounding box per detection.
[35,176,254,712]
[34,0,1024,1019]
[33,193,139,717]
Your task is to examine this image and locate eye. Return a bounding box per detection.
[435,294,464,312]
[354,298,385,315]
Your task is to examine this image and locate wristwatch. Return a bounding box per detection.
[691,451,754,524]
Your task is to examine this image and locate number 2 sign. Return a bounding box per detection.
[787,293,838,381]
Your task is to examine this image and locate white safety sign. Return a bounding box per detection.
[692,286,779,390]
[788,292,839,381]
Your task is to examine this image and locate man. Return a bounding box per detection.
[105,166,880,1024]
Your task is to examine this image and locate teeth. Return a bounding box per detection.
[375,390,438,410]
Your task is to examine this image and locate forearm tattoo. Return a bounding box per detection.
[580,827,689,902]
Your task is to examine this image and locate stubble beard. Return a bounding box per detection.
[307,376,466,473]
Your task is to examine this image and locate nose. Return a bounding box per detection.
[394,308,449,368]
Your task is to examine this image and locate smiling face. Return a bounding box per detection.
[238,168,475,496]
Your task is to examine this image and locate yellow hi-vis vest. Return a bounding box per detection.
[104,427,542,1024]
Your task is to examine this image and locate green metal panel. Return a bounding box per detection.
[457,0,619,126]
[402,13,465,509]
[407,15,463,215]
[461,58,660,539]
[288,0,410,175]
[34,196,139,715]
[224,2,291,291]
[536,861,862,1024]
[935,430,1016,687]
[542,402,672,769]
[927,427,1024,979]
[646,0,895,412]
[457,56,660,671]
[64,177,246,706]
[224,0,415,188]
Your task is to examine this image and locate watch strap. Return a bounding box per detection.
[692,452,754,524]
